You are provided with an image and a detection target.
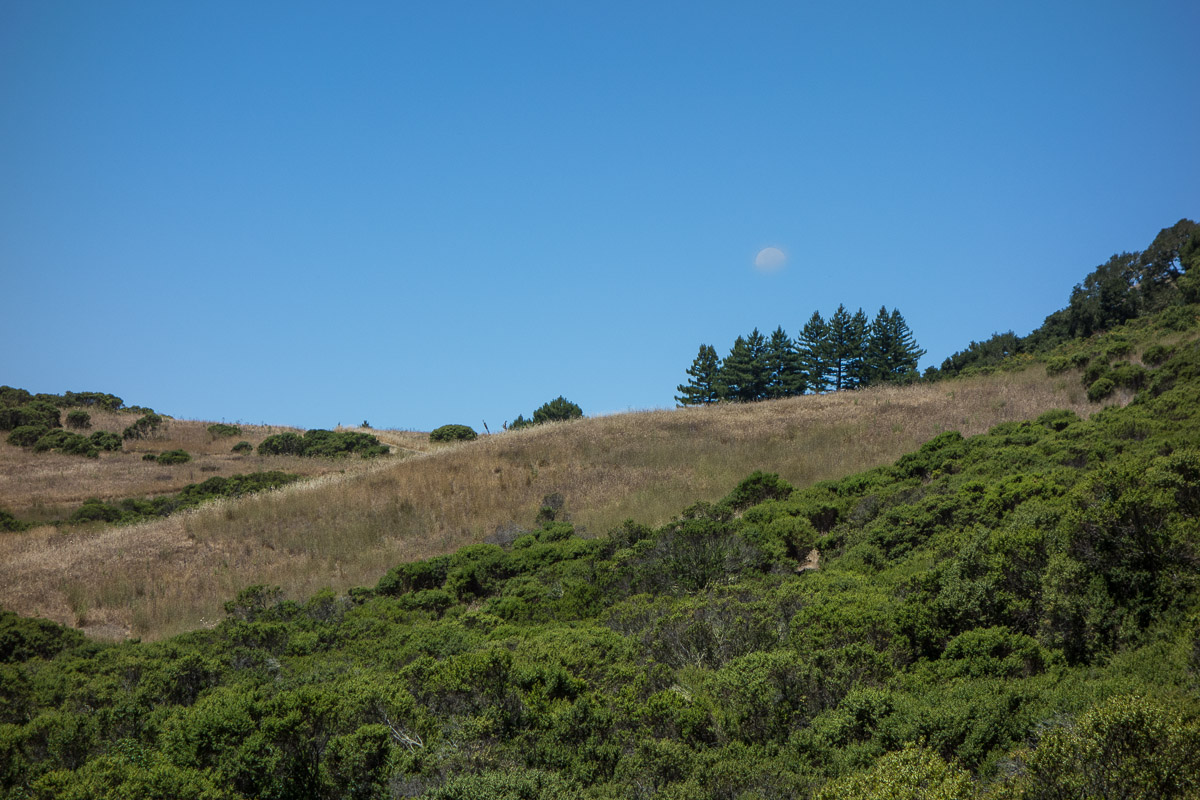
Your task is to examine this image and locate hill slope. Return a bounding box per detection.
[1,310,1198,798]
[2,365,1097,641]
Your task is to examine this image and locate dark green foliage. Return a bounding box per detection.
[0,507,30,532]
[719,330,769,402]
[797,310,832,393]
[7,425,49,447]
[0,401,61,432]
[122,413,163,441]
[430,424,478,443]
[142,453,158,462]
[675,344,722,406]
[231,441,253,454]
[57,391,124,411]
[88,431,122,452]
[64,411,90,430]
[33,429,99,458]
[257,429,387,458]
[0,611,86,662]
[206,424,241,438]
[532,396,584,425]
[1142,343,1173,366]
[156,450,191,465]
[1086,375,1116,402]
[507,414,533,430]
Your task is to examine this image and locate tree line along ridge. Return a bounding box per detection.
[676,305,924,406]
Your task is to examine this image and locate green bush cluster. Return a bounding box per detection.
[67,472,301,526]
[231,441,253,454]
[430,424,477,443]
[10,429,124,459]
[206,423,241,438]
[156,450,191,465]
[257,429,389,458]
[122,413,164,441]
[64,411,91,430]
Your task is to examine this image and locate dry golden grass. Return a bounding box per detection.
[0,413,419,523]
[0,367,1102,642]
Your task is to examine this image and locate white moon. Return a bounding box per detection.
[754,246,786,271]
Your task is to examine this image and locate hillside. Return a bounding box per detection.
[2,366,1097,641]
[1,306,1197,798]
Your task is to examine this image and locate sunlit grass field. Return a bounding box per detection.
[0,366,1101,641]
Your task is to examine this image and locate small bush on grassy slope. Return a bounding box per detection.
[430,424,477,443]
[33,429,99,458]
[89,431,122,452]
[231,441,253,454]
[207,423,241,438]
[122,413,164,440]
[65,410,91,429]
[156,450,191,465]
[0,507,29,532]
[6,425,49,447]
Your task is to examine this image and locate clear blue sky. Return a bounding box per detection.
[3,1,1198,431]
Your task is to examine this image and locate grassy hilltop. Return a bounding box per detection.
[1,220,1199,798]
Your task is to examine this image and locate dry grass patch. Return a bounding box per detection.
[0,367,1100,641]
[0,415,411,521]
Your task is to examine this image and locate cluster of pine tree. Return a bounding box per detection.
[676,305,924,405]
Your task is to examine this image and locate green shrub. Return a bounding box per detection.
[156,450,191,465]
[430,424,478,443]
[508,414,533,430]
[258,431,304,456]
[143,453,158,461]
[65,410,91,429]
[122,413,164,440]
[206,423,241,438]
[0,507,29,532]
[33,429,98,457]
[1110,363,1149,390]
[7,425,48,447]
[258,429,387,458]
[0,401,61,432]
[1157,304,1196,332]
[232,441,253,454]
[1081,361,1110,387]
[88,431,122,452]
[1087,376,1117,402]
[1142,343,1173,366]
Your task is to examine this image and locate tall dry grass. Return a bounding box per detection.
[0,367,1100,641]
[0,414,419,522]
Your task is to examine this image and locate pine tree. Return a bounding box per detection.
[719,330,768,402]
[826,304,865,391]
[764,326,803,398]
[864,306,896,387]
[796,311,830,393]
[675,344,722,406]
[882,308,925,381]
[845,307,870,389]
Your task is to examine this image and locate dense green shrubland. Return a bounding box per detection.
[2,320,1199,797]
